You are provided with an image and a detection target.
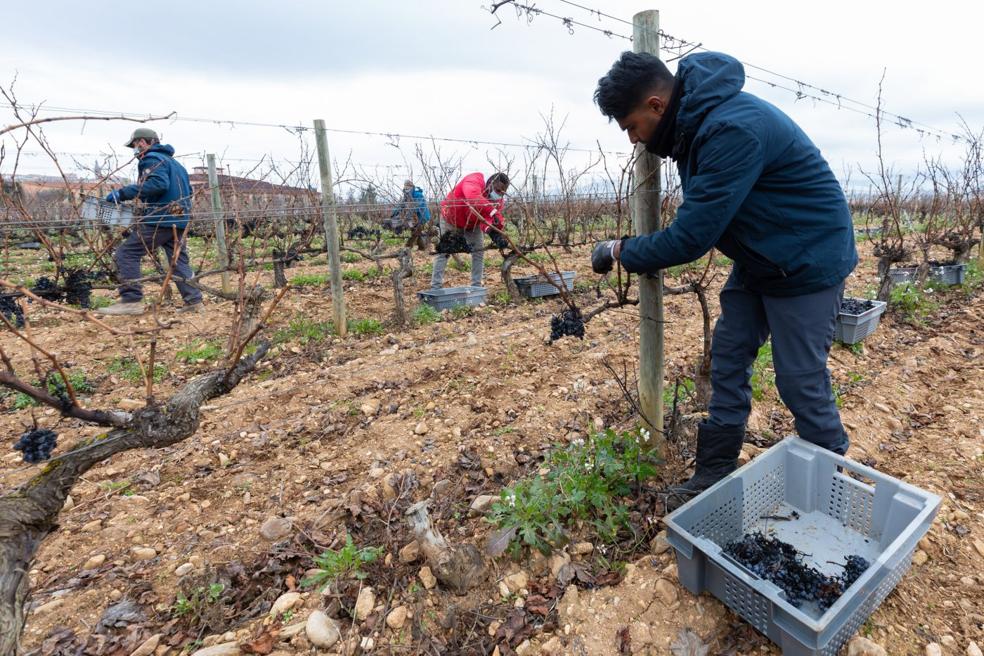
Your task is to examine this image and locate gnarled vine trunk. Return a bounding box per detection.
[0,343,269,656]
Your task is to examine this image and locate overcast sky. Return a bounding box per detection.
[2,0,982,196]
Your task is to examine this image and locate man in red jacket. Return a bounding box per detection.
[431,172,509,289]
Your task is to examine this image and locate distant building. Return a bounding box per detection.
[187,166,314,219]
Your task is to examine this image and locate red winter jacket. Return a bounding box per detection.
[440,172,504,232]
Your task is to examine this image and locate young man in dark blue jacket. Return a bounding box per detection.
[97,128,203,315]
[591,51,857,511]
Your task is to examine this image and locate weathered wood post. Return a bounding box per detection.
[313,119,347,336]
[632,10,665,448]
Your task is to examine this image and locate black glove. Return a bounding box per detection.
[592,240,620,274]
[489,230,510,249]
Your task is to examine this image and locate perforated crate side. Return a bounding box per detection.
[929,264,965,286]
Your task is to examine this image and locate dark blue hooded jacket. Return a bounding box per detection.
[117,144,192,229]
[618,52,857,296]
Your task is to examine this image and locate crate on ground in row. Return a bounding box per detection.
[888,263,966,287]
[513,271,576,298]
[835,298,887,344]
[417,286,487,311]
[80,196,135,228]
[665,436,940,656]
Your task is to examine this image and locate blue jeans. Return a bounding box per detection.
[115,223,202,305]
[707,268,849,454]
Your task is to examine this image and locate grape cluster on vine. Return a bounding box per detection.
[13,428,59,463]
[549,308,585,343]
[436,232,471,254]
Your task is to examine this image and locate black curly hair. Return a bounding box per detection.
[594,51,674,122]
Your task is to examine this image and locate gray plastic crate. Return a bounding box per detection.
[80,196,135,227]
[887,267,917,285]
[514,271,576,298]
[665,437,940,656]
[417,286,487,311]
[835,299,887,344]
[888,264,965,287]
[929,263,965,286]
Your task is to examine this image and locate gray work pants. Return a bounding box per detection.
[430,218,485,288]
[115,223,202,305]
[707,268,849,454]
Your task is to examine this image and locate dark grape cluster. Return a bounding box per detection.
[436,231,472,254]
[840,298,876,315]
[13,428,58,463]
[64,269,94,308]
[347,226,381,240]
[549,308,585,343]
[724,532,869,611]
[32,276,62,302]
[0,294,25,327]
[488,230,510,249]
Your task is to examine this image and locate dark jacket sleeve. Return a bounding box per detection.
[619,123,765,274]
[117,155,170,202]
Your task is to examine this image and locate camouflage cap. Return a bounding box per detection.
[125,127,159,147]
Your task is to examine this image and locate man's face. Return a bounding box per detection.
[616,94,668,146]
[488,179,508,198]
[132,139,151,156]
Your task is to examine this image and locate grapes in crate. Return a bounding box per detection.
[724,532,869,611]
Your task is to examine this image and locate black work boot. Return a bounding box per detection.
[663,422,745,513]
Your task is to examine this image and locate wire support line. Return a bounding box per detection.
[488,0,632,40]
[5,103,630,156]
[513,0,969,144]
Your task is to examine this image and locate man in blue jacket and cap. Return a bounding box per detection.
[97,128,202,315]
[591,51,857,511]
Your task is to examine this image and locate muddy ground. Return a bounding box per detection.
[1,239,982,656]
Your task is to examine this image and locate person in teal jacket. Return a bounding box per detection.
[389,180,432,250]
[97,128,202,316]
[591,51,858,511]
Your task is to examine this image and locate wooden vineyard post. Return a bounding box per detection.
[633,10,665,449]
[313,119,347,337]
[206,154,231,294]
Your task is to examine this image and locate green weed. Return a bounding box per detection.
[301,534,383,591]
[348,317,384,336]
[273,316,334,345]
[172,583,225,618]
[889,282,938,322]
[14,370,94,409]
[450,305,474,320]
[176,339,224,363]
[488,428,660,556]
[751,341,774,401]
[290,272,329,287]
[108,356,167,384]
[412,304,441,326]
[663,377,695,408]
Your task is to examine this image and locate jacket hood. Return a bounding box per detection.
[676,52,746,139]
[144,143,176,158]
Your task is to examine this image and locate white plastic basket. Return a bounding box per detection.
[80,196,134,227]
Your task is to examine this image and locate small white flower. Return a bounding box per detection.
[506,493,516,507]
[640,428,651,443]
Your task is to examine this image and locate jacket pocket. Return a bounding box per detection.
[733,238,786,280]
